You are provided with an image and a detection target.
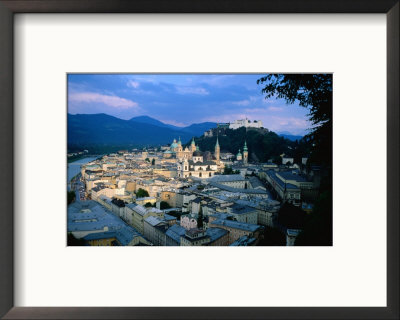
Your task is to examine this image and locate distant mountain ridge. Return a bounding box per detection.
[129,115,177,130]
[68,113,216,150]
[129,116,216,136]
[68,113,303,153]
[277,131,304,141]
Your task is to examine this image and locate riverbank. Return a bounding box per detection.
[67,156,101,183]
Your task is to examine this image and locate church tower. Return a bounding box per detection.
[177,137,183,160]
[214,136,220,162]
[236,149,242,161]
[190,137,196,152]
[243,141,248,165]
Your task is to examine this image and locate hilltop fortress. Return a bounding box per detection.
[228,118,263,130]
[204,118,264,137]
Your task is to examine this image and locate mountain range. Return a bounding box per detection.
[129,116,217,136]
[276,131,304,141]
[68,113,216,149]
[68,113,303,152]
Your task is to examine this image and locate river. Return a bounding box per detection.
[67,156,99,183]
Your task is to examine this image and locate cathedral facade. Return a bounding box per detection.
[169,137,249,178]
[176,138,222,178]
[163,137,196,160]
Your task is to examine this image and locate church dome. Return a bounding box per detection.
[170,139,178,149]
[193,150,203,157]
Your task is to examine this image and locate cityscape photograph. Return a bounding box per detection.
[67,73,332,246]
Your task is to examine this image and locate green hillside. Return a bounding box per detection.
[188,127,312,164]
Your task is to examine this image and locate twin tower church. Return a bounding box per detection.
[163,137,248,179]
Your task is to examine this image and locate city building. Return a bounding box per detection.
[210,219,264,245]
[124,203,164,234]
[177,148,218,178]
[67,201,149,246]
[180,228,210,246]
[143,216,168,246]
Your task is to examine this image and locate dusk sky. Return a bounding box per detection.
[68,74,311,135]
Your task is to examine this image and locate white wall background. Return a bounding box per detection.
[14,14,386,307]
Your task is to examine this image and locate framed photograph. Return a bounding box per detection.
[1,1,398,319]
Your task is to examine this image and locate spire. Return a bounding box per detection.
[178,136,182,145]
[243,140,248,151]
[215,136,219,147]
[191,137,195,145]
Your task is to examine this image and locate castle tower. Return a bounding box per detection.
[190,137,196,152]
[243,141,248,165]
[214,136,220,162]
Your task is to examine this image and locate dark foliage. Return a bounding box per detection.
[67,191,76,205]
[136,188,149,198]
[257,74,332,167]
[165,210,181,221]
[276,203,307,230]
[160,201,171,210]
[189,127,301,163]
[67,233,86,246]
[258,74,333,246]
[197,206,204,228]
[223,166,240,175]
[257,226,286,246]
[295,191,333,246]
[111,198,126,208]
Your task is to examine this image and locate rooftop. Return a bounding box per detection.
[208,174,246,183]
[230,235,257,246]
[211,219,262,232]
[206,227,228,243]
[165,224,186,244]
[208,181,268,195]
[68,201,144,244]
[144,215,165,227]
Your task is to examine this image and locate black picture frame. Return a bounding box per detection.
[0,1,398,319]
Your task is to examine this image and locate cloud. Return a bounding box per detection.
[243,108,266,114]
[265,116,310,134]
[233,100,250,106]
[176,86,209,95]
[127,80,140,88]
[268,106,284,112]
[232,96,261,107]
[69,92,138,109]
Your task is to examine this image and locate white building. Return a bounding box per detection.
[282,157,294,165]
[207,174,248,189]
[229,118,263,130]
[286,229,301,246]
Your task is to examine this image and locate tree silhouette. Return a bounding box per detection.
[160,201,171,210]
[257,74,332,167]
[197,205,203,229]
[136,188,149,198]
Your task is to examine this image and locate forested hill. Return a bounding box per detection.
[189,127,311,164]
